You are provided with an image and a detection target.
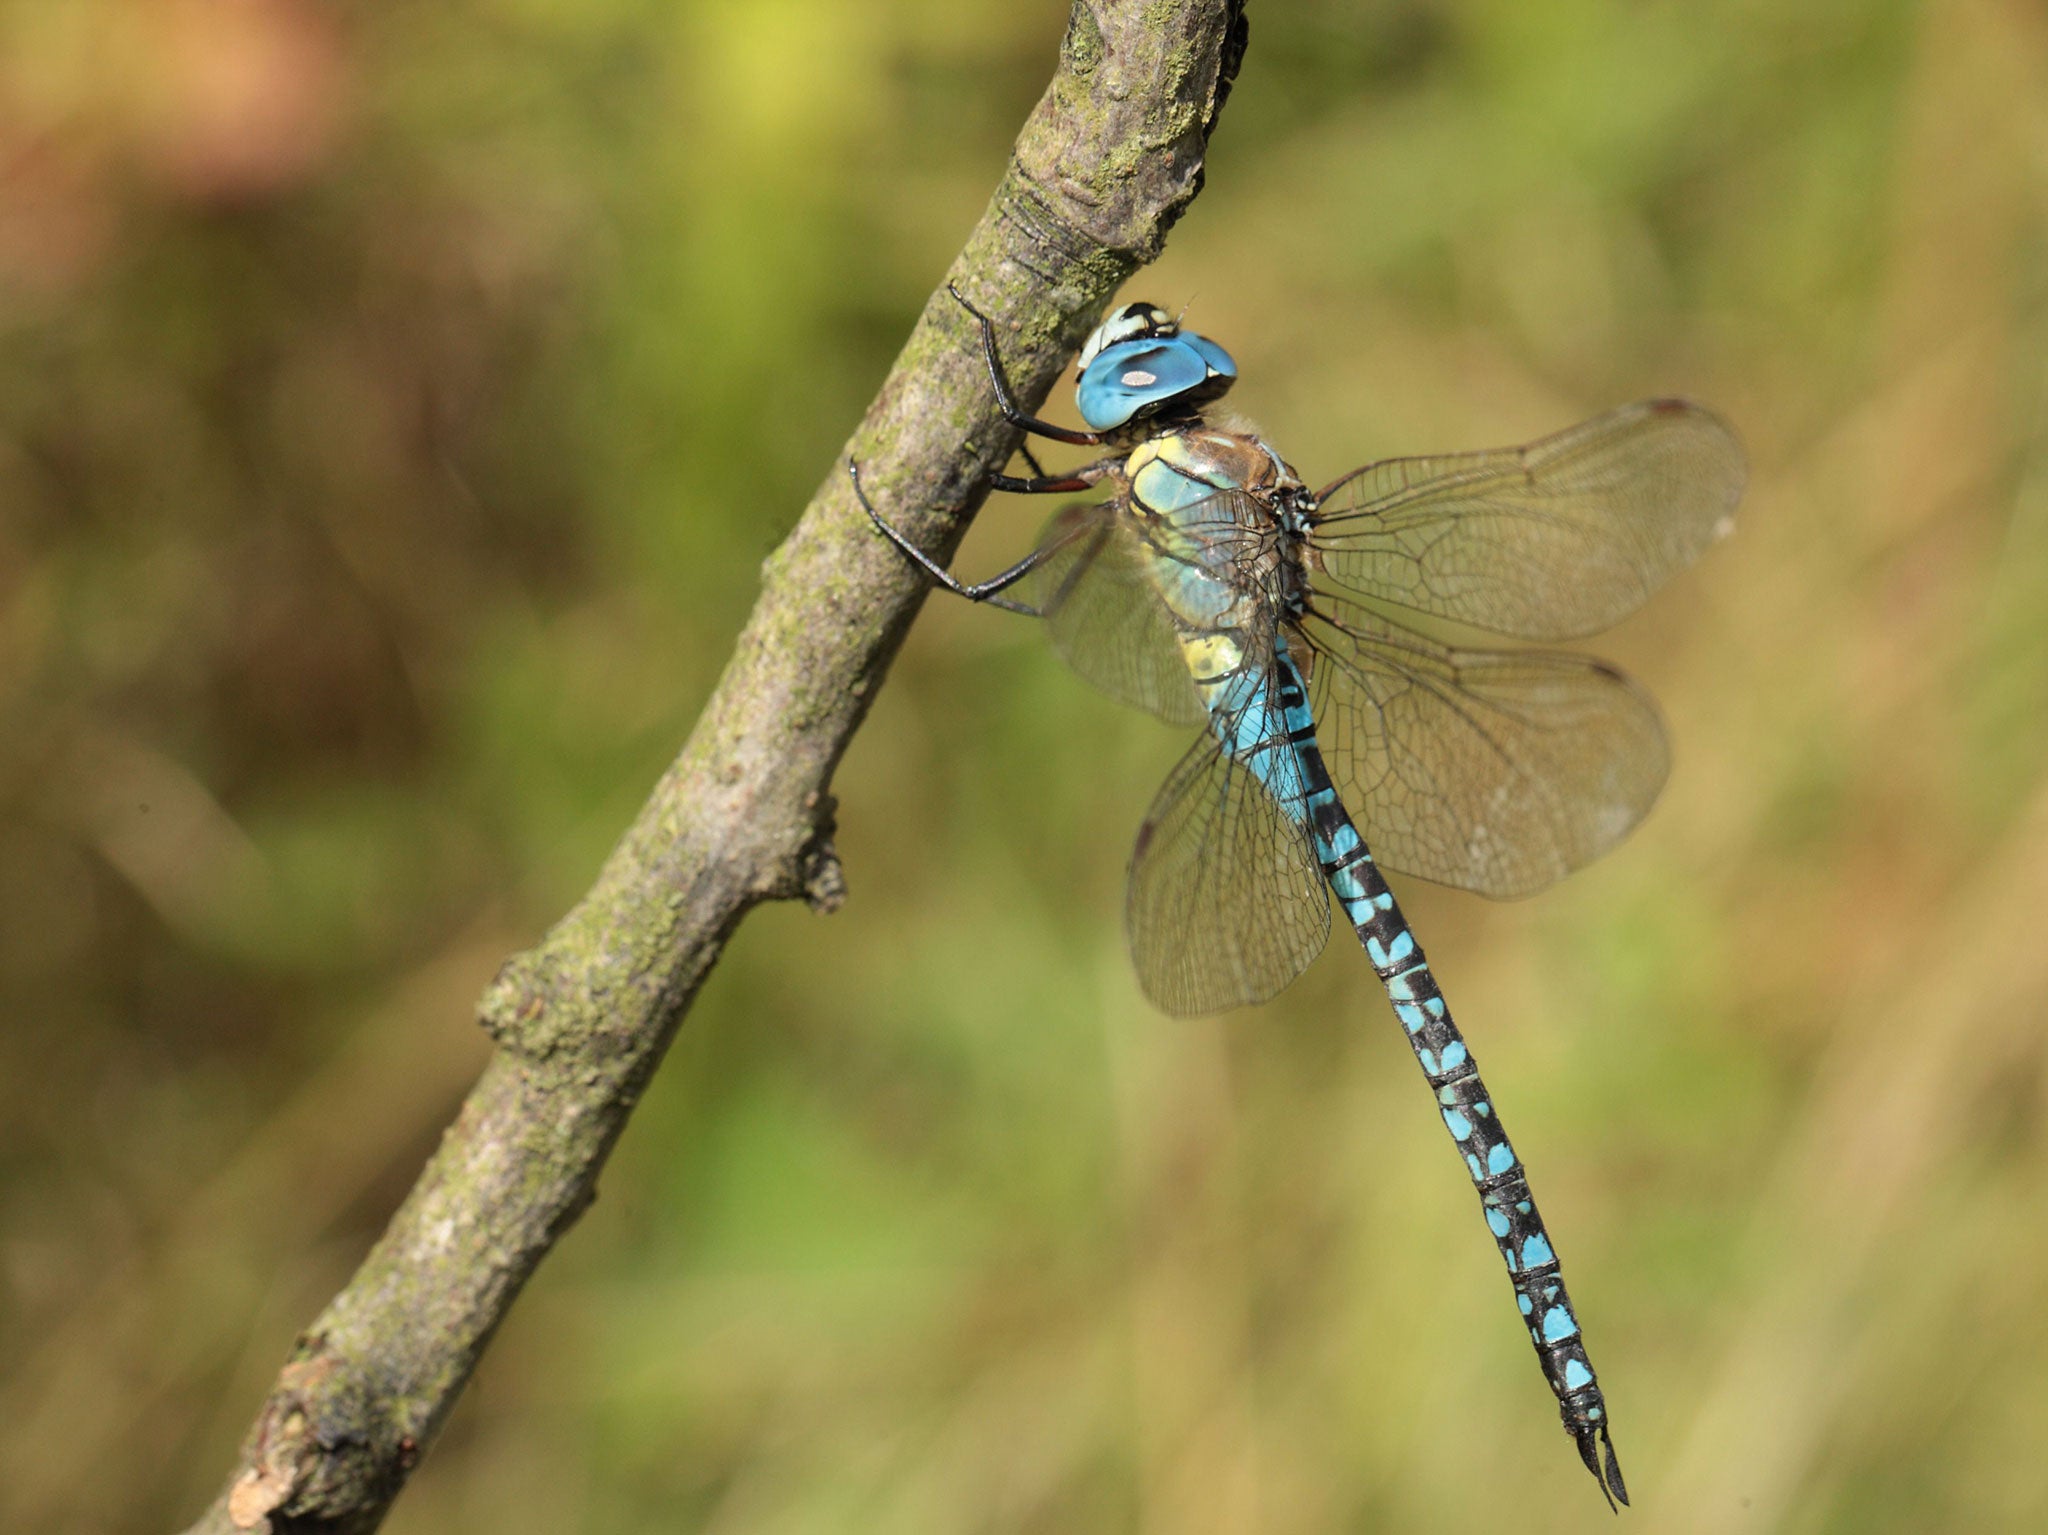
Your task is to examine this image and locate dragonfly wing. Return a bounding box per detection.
[1311,399,1745,642]
[1299,598,1670,899]
[1030,502,1206,728]
[1127,721,1332,1016]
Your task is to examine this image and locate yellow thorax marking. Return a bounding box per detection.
[1178,630,1243,686]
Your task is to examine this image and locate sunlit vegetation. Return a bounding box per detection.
[4,2,2047,1530]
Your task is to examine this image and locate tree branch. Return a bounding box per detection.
[181,4,1249,1530]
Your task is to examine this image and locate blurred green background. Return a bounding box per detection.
[4,0,2046,1530]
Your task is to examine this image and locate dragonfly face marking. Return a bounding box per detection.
[851,285,1744,1512]
[1075,300,1176,368]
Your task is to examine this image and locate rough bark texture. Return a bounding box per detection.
[181,4,1248,1530]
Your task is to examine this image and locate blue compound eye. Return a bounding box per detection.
[1075,332,1237,431]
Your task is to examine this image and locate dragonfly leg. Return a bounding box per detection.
[948,283,1104,448]
[987,462,1112,495]
[847,458,1044,615]
[994,431,1127,494]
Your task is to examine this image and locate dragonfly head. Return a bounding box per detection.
[1074,301,1237,433]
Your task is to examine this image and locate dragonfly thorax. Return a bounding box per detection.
[1075,300,1238,434]
[1119,426,1317,628]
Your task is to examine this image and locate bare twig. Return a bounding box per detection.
[180,4,1249,1530]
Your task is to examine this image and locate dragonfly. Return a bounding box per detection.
[850,286,1744,1508]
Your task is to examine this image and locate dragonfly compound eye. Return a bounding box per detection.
[1074,329,1238,431]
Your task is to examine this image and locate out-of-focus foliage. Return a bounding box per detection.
[5,0,2048,1530]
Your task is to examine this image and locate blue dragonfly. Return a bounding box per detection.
[851,288,1743,1507]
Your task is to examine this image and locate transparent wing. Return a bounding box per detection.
[1298,597,1670,899]
[1311,399,1745,642]
[1127,721,1332,1016]
[1030,502,1205,727]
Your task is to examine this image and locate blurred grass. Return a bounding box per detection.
[4,0,2048,1530]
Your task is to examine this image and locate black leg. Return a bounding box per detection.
[848,459,1044,615]
[987,459,1115,495]
[948,283,1103,447]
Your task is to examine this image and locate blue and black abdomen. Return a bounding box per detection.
[1212,637,1628,1506]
